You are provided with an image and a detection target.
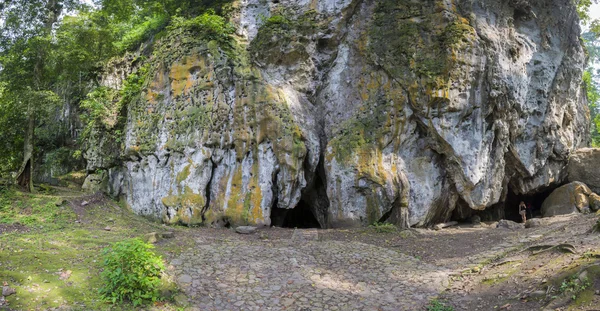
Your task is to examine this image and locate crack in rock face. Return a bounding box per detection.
[85,0,589,228]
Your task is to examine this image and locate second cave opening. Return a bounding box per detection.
[270,200,322,229]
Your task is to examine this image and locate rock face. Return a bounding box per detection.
[541,182,593,217]
[86,0,589,228]
[568,148,600,193]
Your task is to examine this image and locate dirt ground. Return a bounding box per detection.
[0,188,599,310]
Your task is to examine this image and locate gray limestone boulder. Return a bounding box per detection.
[568,148,600,194]
[525,218,546,229]
[541,182,592,217]
[589,193,600,212]
[236,226,257,234]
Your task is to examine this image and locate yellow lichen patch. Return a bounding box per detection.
[176,164,192,184]
[161,186,206,224]
[169,55,207,98]
[224,166,245,224]
[245,164,264,224]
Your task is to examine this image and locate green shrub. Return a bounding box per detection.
[559,274,591,300]
[115,15,169,53]
[99,238,165,306]
[426,299,454,311]
[169,10,234,45]
[369,222,397,233]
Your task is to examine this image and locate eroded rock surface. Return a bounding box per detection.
[541,182,594,217]
[568,148,600,193]
[86,0,589,227]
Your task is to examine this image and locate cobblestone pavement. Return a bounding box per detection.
[169,230,451,311]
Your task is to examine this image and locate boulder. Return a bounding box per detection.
[81,171,107,193]
[497,220,524,230]
[525,218,546,228]
[589,193,600,212]
[144,232,160,244]
[2,286,15,297]
[235,226,257,234]
[568,148,600,194]
[541,182,592,217]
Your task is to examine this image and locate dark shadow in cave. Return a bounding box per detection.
[451,184,560,223]
[270,200,322,229]
[469,185,559,223]
[502,186,557,222]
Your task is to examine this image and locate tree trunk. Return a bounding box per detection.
[16,109,34,192]
[15,0,63,192]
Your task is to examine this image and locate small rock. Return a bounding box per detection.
[162,231,175,239]
[471,215,481,225]
[55,199,66,207]
[2,286,15,297]
[103,226,111,231]
[595,290,600,295]
[578,270,589,282]
[144,232,160,244]
[107,218,114,222]
[59,270,72,280]
[497,219,524,230]
[236,226,257,234]
[173,293,189,306]
[525,218,546,228]
[81,201,89,207]
[434,221,458,230]
[177,274,192,284]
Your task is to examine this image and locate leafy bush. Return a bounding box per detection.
[369,222,397,233]
[426,299,454,311]
[115,15,169,53]
[169,10,234,45]
[99,238,165,306]
[559,274,591,300]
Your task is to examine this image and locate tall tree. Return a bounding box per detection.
[0,0,82,191]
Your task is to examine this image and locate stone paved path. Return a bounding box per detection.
[170,235,450,311]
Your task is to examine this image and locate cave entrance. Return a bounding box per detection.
[270,200,322,229]
[464,185,559,223]
[502,186,556,222]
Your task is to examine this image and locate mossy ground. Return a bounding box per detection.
[0,187,193,310]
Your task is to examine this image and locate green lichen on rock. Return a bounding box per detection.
[368,0,474,85]
[161,186,206,225]
[250,9,322,66]
[329,0,476,165]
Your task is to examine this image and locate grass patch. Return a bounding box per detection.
[369,222,397,233]
[0,187,193,310]
[0,188,75,230]
[426,298,454,311]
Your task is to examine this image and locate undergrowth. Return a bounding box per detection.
[558,274,591,300]
[369,222,397,233]
[426,298,455,311]
[99,238,165,306]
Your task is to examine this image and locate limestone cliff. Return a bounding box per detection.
[84,0,589,228]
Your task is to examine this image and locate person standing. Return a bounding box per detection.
[519,201,527,223]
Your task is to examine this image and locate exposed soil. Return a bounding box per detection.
[1,188,599,310]
[0,223,28,235]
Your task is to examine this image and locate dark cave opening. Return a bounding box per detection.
[452,185,560,223]
[502,186,556,222]
[270,200,322,229]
